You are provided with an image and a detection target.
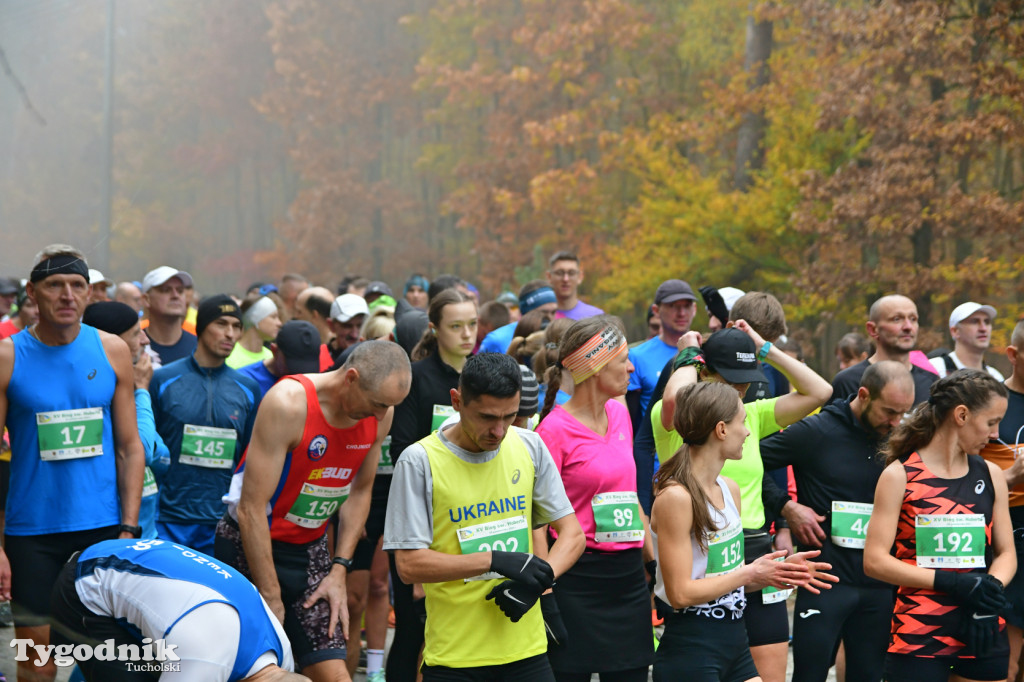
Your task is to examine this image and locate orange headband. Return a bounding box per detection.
[562,326,627,384]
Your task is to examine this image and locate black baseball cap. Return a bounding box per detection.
[702,328,767,385]
[276,320,321,375]
[655,279,696,305]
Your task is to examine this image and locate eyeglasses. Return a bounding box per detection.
[551,270,579,279]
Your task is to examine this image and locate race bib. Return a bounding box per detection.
[762,557,793,603]
[36,408,104,460]
[284,482,351,528]
[142,466,158,498]
[831,501,873,549]
[432,405,456,432]
[180,424,237,469]
[706,523,744,577]
[592,491,645,543]
[457,515,530,581]
[916,514,986,568]
[377,436,394,475]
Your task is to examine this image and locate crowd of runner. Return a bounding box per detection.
[0,243,1022,682]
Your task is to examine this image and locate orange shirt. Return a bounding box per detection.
[981,440,1024,507]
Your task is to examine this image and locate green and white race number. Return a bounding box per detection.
[915,514,986,568]
[592,491,645,543]
[284,482,351,528]
[36,407,104,460]
[831,501,873,549]
[762,557,793,604]
[456,515,530,581]
[180,424,237,469]
[706,523,744,577]
[432,405,456,432]
[142,467,158,497]
[378,436,394,475]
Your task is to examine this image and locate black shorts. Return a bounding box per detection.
[421,653,555,682]
[214,516,345,670]
[50,557,157,681]
[653,602,758,682]
[0,459,10,510]
[352,488,388,571]
[884,652,1009,682]
[742,531,790,647]
[6,524,119,627]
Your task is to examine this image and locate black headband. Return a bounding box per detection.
[30,255,89,283]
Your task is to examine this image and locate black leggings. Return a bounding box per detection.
[386,551,426,682]
[553,668,649,682]
[791,582,893,682]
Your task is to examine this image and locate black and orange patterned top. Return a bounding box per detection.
[888,451,1002,658]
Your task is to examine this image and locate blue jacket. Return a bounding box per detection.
[149,356,260,525]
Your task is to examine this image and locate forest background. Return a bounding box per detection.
[1,0,1023,375]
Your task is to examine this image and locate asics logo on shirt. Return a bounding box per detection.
[512,469,521,484]
[975,480,986,495]
[87,369,97,380]
[799,609,821,619]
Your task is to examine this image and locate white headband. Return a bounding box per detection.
[244,296,277,328]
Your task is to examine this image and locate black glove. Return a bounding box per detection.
[486,580,541,622]
[645,559,658,594]
[541,592,568,647]
[934,572,1007,613]
[961,610,1001,656]
[489,552,554,592]
[699,286,729,329]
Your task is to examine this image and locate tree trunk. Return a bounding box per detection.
[734,3,773,191]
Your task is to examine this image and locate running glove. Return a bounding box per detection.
[934,572,1007,613]
[486,580,541,622]
[961,610,1001,656]
[489,552,554,592]
[541,592,568,647]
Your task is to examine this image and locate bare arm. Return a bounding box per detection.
[237,381,307,622]
[103,333,145,533]
[732,320,832,427]
[863,462,934,589]
[394,547,494,585]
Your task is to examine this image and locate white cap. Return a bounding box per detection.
[949,302,997,331]
[142,266,194,293]
[88,269,113,287]
[330,294,369,323]
[719,287,746,311]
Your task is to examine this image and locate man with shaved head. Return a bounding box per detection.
[829,294,937,405]
[760,361,916,682]
[293,287,336,371]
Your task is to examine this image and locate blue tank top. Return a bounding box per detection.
[7,325,120,534]
[78,539,285,680]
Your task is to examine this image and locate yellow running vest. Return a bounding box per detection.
[421,428,547,667]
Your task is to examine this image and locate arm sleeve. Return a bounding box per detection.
[626,390,642,438]
[760,473,792,519]
[389,380,424,464]
[759,417,819,471]
[134,389,158,466]
[382,445,435,550]
[237,390,261,460]
[633,414,656,516]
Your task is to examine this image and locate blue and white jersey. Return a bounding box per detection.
[76,539,293,681]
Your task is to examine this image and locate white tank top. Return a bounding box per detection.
[653,476,746,619]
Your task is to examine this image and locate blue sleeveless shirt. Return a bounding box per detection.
[7,325,120,534]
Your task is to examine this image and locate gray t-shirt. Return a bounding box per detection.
[383,425,574,551]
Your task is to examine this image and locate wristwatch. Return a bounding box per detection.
[332,556,353,571]
[119,524,143,538]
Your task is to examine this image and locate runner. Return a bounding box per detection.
[216,340,410,682]
[228,294,283,369]
[536,315,654,682]
[83,301,172,540]
[930,302,1005,381]
[546,250,603,320]
[149,294,261,555]
[651,381,834,682]
[141,266,197,365]
[384,352,584,681]
[652,323,832,682]
[864,369,1015,682]
[238,320,322,397]
[759,361,915,681]
[0,244,146,682]
[478,280,557,354]
[386,288,478,682]
[51,538,306,682]
[0,284,37,339]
